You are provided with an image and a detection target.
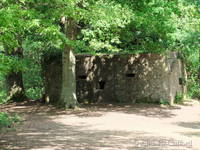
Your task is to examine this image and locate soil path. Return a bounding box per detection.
[1,100,200,150]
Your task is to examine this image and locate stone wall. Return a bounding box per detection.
[44,52,185,104]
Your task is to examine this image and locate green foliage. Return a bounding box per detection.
[77,0,133,53]
[174,0,200,98]
[0,53,27,75]
[0,91,7,104]
[0,75,7,104]
[23,54,44,100]
[0,112,20,129]
[187,76,200,98]
[159,99,170,105]
[26,87,44,100]
[175,92,184,104]
[184,48,200,98]
[1,0,199,55]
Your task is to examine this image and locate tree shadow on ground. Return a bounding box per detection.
[181,132,200,138]
[0,101,180,118]
[0,114,192,150]
[175,121,200,138]
[175,122,200,130]
[75,103,180,118]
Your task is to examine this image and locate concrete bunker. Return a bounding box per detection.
[44,52,186,104]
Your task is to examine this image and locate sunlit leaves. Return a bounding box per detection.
[0,53,27,75]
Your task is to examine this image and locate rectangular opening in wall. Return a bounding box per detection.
[98,81,106,90]
[78,75,87,80]
[179,78,183,85]
[126,73,136,78]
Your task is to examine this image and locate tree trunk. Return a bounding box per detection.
[5,47,26,102]
[6,71,26,102]
[181,60,187,100]
[58,17,78,108]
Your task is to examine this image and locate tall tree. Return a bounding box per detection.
[0,3,28,101]
[58,17,78,108]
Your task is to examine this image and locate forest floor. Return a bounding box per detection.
[0,100,200,150]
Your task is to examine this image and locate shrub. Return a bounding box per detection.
[160,99,170,105]
[0,112,20,130]
[187,76,200,99]
[175,92,184,104]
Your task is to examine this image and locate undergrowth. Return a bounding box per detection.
[0,112,21,130]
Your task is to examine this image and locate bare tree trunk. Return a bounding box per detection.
[58,17,78,108]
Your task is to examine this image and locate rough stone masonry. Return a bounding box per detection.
[44,52,186,105]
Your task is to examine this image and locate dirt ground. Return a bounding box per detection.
[1,100,200,150]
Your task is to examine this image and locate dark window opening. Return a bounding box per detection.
[179,78,183,85]
[126,73,136,78]
[78,75,87,80]
[179,77,186,85]
[99,81,106,89]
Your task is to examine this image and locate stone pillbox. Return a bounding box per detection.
[43,52,186,105]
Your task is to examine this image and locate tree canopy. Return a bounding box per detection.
[1,0,199,53]
[0,0,199,106]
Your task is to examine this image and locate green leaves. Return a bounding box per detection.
[0,53,27,75]
[78,0,133,53]
[0,112,20,129]
[0,0,199,56]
